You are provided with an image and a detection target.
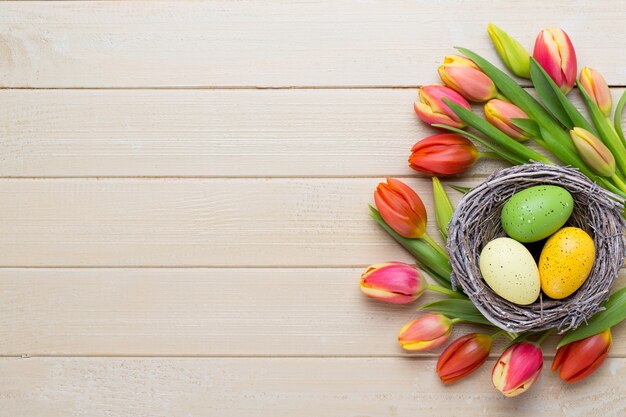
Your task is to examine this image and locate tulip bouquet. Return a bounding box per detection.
[361,24,626,397]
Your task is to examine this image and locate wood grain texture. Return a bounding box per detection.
[1,1,626,88]
[0,267,624,357]
[0,177,479,267]
[0,357,624,417]
[3,88,624,178]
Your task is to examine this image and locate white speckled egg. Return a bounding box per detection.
[479,237,541,305]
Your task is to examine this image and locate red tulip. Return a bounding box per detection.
[492,342,543,397]
[533,28,577,94]
[374,178,427,238]
[398,314,453,351]
[438,55,498,102]
[414,85,471,128]
[359,262,427,304]
[579,67,612,117]
[409,133,479,176]
[552,329,612,383]
[437,333,493,384]
[484,99,531,141]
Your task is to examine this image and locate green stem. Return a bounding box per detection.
[506,332,518,341]
[479,151,503,160]
[535,329,553,345]
[450,318,464,325]
[426,284,465,299]
[495,92,509,102]
[611,174,626,194]
[421,233,448,259]
[489,329,508,340]
[614,91,626,143]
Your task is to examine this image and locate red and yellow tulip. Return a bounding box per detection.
[438,55,498,102]
[374,178,428,239]
[533,27,577,94]
[579,67,612,117]
[484,99,531,141]
[409,134,480,176]
[414,85,471,128]
[570,127,616,177]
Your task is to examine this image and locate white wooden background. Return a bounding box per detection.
[0,1,625,416]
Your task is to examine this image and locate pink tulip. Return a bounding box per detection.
[414,85,471,128]
[533,28,577,94]
[492,342,543,397]
[359,262,427,304]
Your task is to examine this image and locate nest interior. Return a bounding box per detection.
[448,163,626,333]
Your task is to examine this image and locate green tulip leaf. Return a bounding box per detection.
[529,59,574,129]
[443,100,551,164]
[420,298,493,326]
[432,123,526,165]
[510,118,541,138]
[529,58,598,135]
[450,185,472,194]
[557,287,626,348]
[613,90,626,143]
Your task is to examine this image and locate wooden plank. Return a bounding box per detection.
[0,177,476,267]
[2,88,623,178]
[1,1,625,88]
[0,268,624,357]
[0,357,624,416]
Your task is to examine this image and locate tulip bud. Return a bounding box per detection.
[437,333,493,384]
[432,177,454,239]
[570,127,616,177]
[487,23,531,79]
[438,55,498,102]
[398,314,452,351]
[579,67,612,117]
[484,99,531,141]
[409,134,480,176]
[374,178,427,239]
[552,329,612,383]
[359,262,427,304]
[414,85,471,129]
[492,342,543,397]
[533,27,577,94]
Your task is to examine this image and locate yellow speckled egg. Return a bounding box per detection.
[479,237,540,305]
[539,227,595,299]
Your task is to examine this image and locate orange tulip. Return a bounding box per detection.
[438,55,498,102]
[374,178,427,238]
[359,262,427,304]
[492,342,543,397]
[398,314,452,351]
[533,28,577,94]
[409,133,479,176]
[552,329,612,383]
[437,333,493,384]
[414,85,471,128]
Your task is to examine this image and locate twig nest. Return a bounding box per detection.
[448,163,626,333]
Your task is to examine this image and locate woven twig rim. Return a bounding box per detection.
[448,163,626,333]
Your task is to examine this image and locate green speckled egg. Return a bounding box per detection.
[501,185,573,243]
